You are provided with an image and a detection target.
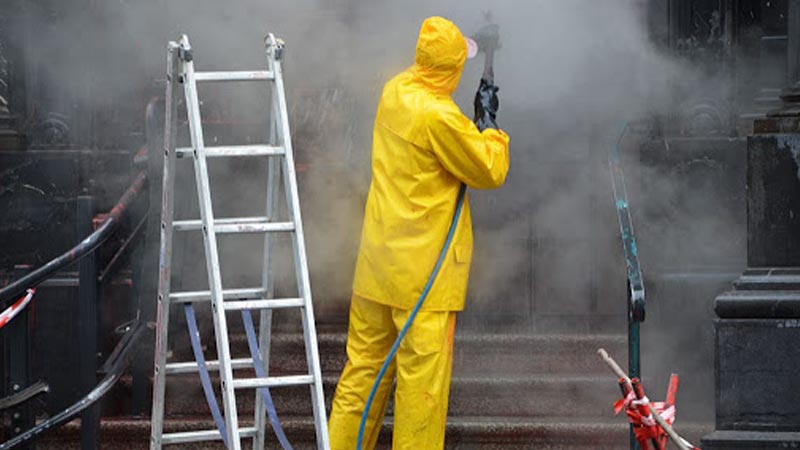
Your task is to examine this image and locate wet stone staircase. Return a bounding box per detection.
[37,329,709,449]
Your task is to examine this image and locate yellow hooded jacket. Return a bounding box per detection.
[352,16,510,312]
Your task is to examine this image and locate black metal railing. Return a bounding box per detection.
[0,170,148,450]
[0,171,146,305]
[0,320,146,450]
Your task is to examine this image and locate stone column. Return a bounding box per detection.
[701,113,800,450]
[701,3,800,447]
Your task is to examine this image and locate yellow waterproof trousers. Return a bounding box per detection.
[329,295,457,450]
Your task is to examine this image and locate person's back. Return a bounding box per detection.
[329,16,509,450]
[353,20,509,313]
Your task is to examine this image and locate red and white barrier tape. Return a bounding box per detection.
[0,289,36,330]
[614,390,684,450]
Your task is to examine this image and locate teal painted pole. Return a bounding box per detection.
[628,297,640,450]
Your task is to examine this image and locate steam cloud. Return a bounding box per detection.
[16,0,744,430]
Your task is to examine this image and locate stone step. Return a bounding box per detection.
[165,332,627,376]
[702,430,800,450]
[30,417,632,450]
[112,373,620,419]
[34,417,712,450]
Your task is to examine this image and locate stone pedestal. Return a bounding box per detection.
[703,431,800,449]
[702,270,800,449]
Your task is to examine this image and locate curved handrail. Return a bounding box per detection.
[608,123,646,322]
[609,122,647,450]
[0,381,49,411]
[0,320,146,450]
[0,171,147,304]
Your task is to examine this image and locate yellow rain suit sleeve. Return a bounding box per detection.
[426,104,510,190]
[351,16,510,313]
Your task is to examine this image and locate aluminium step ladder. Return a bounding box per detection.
[149,34,330,450]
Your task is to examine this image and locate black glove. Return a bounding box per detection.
[473,78,500,131]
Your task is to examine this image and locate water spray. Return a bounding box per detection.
[472,12,501,85]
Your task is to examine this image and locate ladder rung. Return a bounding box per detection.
[165,357,254,374]
[161,427,257,445]
[169,287,265,303]
[173,216,268,230]
[232,375,315,390]
[217,221,295,234]
[176,144,285,158]
[223,298,304,311]
[173,218,295,234]
[194,70,274,82]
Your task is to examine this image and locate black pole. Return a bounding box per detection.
[77,196,99,450]
[127,224,148,416]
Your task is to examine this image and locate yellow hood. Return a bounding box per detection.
[412,16,468,95]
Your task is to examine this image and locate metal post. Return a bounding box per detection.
[77,196,99,450]
[628,290,641,450]
[3,265,34,450]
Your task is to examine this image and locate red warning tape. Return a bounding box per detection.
[615,391,675,449]
[0,289,35,330]
[613,375,699,450]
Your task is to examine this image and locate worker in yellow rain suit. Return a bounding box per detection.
[328,16,510,450]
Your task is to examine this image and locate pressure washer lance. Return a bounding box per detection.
[472,18,500,84]
[471,16,501,132]
[598,349,697,450]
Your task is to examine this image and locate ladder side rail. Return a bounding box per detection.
[179,35,243,450]
[270,43,331,450]
[253,102,281,450]
[150,42,180,450]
